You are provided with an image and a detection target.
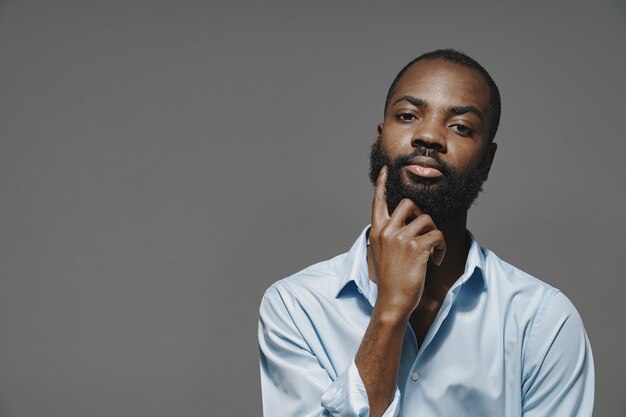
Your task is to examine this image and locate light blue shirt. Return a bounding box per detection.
[258,226,594,416]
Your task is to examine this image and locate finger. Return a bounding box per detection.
[401,213,436,237]
[403,203,425,228]
[371,166,390,228]
[387,198,421,229]
[422,229,447,266]
[388,197,427,229]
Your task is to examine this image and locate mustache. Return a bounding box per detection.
[394,146,454,176]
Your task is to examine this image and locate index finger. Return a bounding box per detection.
[371,165,390,227]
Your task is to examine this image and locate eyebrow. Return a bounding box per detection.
[392,95,426,108]
[450,105,483,120]
[392,95,483,120]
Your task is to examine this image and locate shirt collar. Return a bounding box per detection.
[458,230,488,291]
[335,225,487,300]
[334,225,371,298]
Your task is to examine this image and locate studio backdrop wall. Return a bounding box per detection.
[1,1,624,416]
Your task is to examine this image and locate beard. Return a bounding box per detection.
[368,139,489,226]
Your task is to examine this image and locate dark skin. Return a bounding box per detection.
[354,59,497,417]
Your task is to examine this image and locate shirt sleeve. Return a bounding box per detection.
[521,291,595,417]
[258,287,401,417]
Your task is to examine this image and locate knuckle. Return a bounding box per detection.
[426,230,444,244]
[392,233,406,244]
[418,213,433,224]
[379,227,392,241]
[406,239,419,251]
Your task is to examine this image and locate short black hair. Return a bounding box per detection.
[384,49,501,142]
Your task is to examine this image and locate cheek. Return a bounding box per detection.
[381,126,413,154]
[446,142,486,171]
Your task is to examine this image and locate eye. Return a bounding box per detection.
[396,112,418,123]
[451,124,474,136]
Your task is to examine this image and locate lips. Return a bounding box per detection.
[404,156,444,178]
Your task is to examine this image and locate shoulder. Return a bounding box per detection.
[260,251,349,313]
[478,247,587,343]
[481,246,559,305]
[261,225,370,314]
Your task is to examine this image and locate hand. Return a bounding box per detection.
[368,166,446,321]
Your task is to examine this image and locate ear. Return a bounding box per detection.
[376,123,383,141]
[481,142,498,177]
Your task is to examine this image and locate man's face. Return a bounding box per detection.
[369,59,497,226]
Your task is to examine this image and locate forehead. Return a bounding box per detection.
[390,59,491,112]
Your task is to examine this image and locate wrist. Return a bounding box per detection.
[375,289,421,320]
[371,303,411,328]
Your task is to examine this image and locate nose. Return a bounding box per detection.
[411,119,447,151]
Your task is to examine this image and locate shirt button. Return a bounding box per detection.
[411,372,420,381]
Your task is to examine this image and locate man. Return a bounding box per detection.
[258,49,594,417]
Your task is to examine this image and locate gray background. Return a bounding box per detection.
[1,1,624,416]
